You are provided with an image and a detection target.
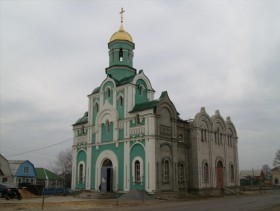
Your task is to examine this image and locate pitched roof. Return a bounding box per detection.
[115,75,135,86]
[35,168,64,181]
[130,100,160,113]
[73,112,88,126]
[8,160,25,175]
[271,166,280,172]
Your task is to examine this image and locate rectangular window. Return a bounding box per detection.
[164,161,169,182]
[204,163,209,182]
[179,164,184,182]
[135,162,141,182]
[24,166,29,174]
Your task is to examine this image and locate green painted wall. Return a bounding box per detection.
[135,79,148,104]
[109,42,134,67]
[91,143,124,191]
[101,122,113,142]
[92,133,96,144]
[117,95,124,120]
[130,143,145,190]
[118,129,124,140]
[106,67,135,81]
[76,150,87,189]
[92,100,99,125]
[102,81,114,105]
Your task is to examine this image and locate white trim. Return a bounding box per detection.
[77,161,86,184]
[95,150,118,191]
[132,156,144,183]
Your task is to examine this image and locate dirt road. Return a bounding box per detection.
[0,189,279,211]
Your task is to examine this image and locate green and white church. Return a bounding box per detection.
[72,10,239,195]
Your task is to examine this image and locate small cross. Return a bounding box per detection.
[120,8,125,23]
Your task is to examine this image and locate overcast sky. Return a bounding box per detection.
[0,0,279,171]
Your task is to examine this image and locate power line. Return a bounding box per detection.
[6,137,73,157]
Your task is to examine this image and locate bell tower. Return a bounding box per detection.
[106,8,136,81]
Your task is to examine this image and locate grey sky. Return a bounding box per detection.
[0,0,279,170]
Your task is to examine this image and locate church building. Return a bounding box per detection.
[71,10,239,195]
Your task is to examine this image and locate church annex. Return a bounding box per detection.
[71,10,239,195]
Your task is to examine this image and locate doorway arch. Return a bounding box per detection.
[216,160,224,188]
[100,159,113,192]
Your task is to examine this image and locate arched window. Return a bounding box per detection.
[95,103,99,113]
[139,85,143,95]
[106,87,111,97]
[106,120,110,133]
[119,48,123,61]
[82,126,85,134]
[215,131,217,144]
[178,163,184,182]
[79,163,84,183]
[136,114,140,124]
[135,160,141,182]
[119,96,123,106]
[163,160,169,183]
[203,162,209,182]
[230,164,234,181]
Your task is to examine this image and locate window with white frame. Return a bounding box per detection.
[132,157,143,183]
[79,163,84,183]
[135,160,141,182]
[106,87,111,97]
[119,96,123,106]
[23,166,29,174]
[106,120,110,133]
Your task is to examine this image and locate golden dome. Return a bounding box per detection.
[109,24,133,43]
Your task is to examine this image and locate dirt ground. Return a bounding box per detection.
[0,189,275,211]
[0,189,162,211]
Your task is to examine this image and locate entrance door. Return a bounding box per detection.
[100,159,113,192]
[216,161,223,188]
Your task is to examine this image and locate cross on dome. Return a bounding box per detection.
[120,8,125,23]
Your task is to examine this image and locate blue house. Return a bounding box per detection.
[8,160,36,186]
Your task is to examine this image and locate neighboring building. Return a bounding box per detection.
[71,11,239,195]
[35,168,64,189]
[0,154,13,184]
[8,160,36,185]
[271,166,280,185]
[239,169,264,186]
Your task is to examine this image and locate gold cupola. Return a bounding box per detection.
[109,24,133,43]
[109,8,133,43]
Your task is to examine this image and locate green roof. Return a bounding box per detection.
[91,86,101,94]
[130,100,160,113]
[115,75,135,86]
[73,112,88,126]
[35,168,64,181]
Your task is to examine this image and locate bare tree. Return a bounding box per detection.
[49,147,72,175]
[273,149,280,167]
[262,164,271,175]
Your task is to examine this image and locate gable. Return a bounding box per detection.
[15,160,36,177]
